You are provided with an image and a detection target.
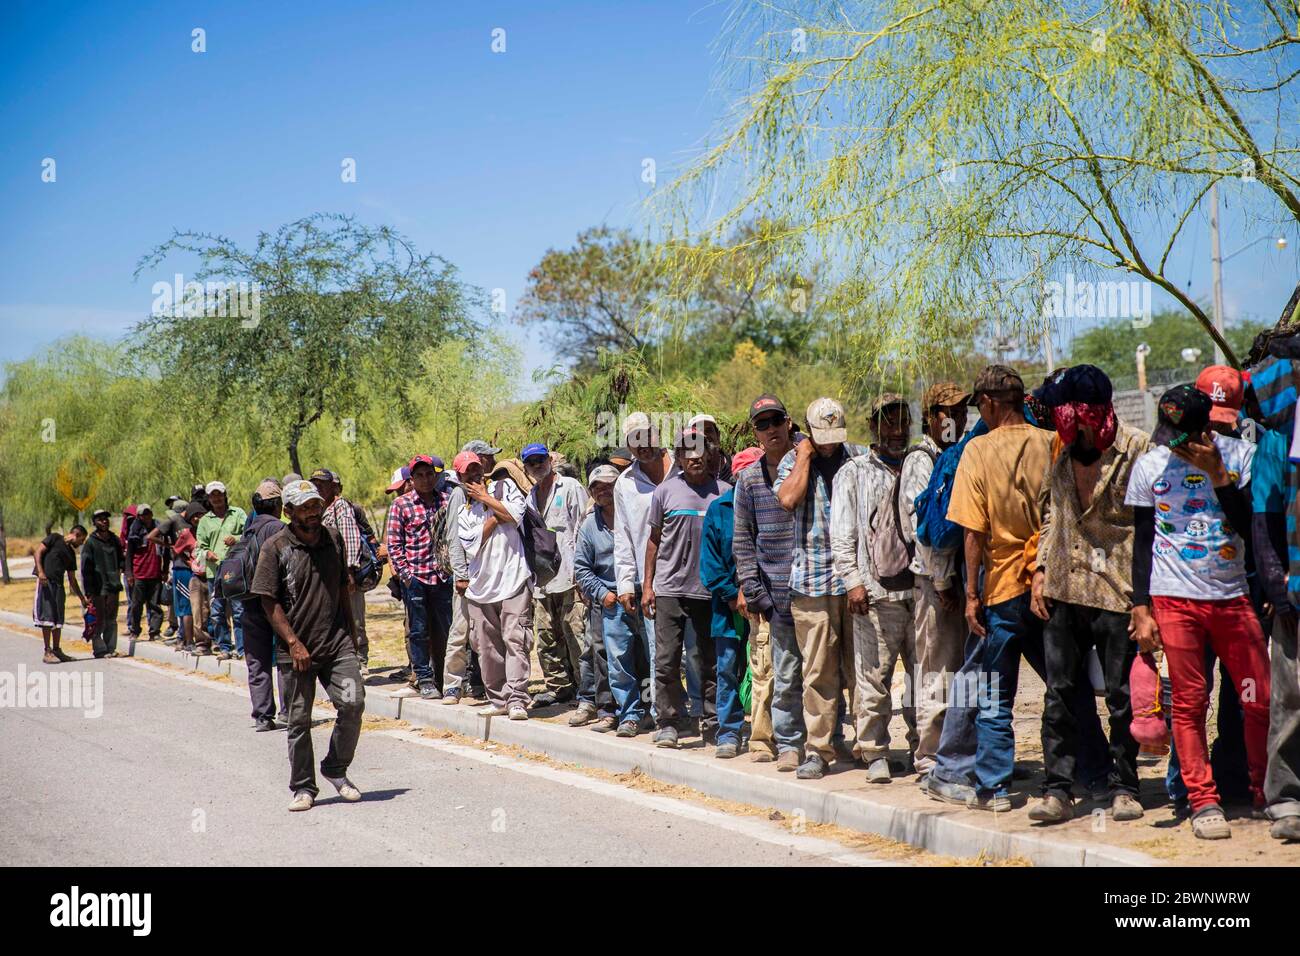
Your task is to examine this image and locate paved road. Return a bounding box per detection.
[0,626,896,866]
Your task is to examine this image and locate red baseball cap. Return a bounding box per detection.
[1194,365,1243,425]
[452,451,482,476]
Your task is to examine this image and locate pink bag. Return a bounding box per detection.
[1129,651,1168,747]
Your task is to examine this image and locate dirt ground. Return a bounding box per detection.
[5,575,1296,865]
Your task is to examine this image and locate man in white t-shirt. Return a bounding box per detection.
[455,450,532,720]
[1125,384,1271,841]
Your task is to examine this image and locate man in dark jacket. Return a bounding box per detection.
[81,509,126,658]
[239,479,291,732]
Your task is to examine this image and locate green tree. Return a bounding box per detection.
[663,0,1300,374]
[133,214,478,474]
[1068,309,1267,384]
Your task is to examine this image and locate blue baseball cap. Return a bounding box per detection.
[521,443,549,461]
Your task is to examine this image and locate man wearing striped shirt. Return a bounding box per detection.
[775,397,867,779]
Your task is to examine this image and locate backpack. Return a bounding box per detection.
[430,499,453,579]
[915,419,987,551]
[216,524,264,603]
[498,477,559,587]
[869,445,937,591]
[351,528,383,592]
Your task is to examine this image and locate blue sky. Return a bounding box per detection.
[2,0,1297,390]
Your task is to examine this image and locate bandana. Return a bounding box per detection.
[1052,401,1117,452]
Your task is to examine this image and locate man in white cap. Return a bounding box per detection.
[252,480,364,811]
[612,411,675,712]
[775,397,867,779]
[196,480,247,661]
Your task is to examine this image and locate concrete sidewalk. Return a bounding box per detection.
[3,607,1156,866]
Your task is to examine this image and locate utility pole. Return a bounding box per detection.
[1209,181,1227,366]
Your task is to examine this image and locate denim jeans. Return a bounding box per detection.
[768,616,807,755]
[931,594,1111,794]
[600,602,648,725]
[716,634,746,745]
[208,585,245,655]
[405,579,452,686]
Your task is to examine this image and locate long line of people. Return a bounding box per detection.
[27,347,1300,832]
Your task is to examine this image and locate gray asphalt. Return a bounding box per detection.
[0,626,883,866]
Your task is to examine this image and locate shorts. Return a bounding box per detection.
[33,579,66,628]
[172,567,193,619]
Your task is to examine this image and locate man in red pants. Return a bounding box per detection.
[1125,384,1271,840]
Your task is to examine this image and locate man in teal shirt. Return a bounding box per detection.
[197,480,247,660]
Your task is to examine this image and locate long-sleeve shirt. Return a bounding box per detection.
[322,496,364,569]
[732,454,796,625]
[81,530,124,596]
[528,474,589,595]
[444,482,470,581]
[898,434,957,588]
[612,454,675,595]
[829,448,911,603]
[386,490,447,587]
[196,507,247,579]
[699,488,746,641]
[1037,423,1150,614]
[774,443,865,597]
[574,508,617,605]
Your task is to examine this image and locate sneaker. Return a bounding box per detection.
[164,627,178,638]
[508,706,529,721]
[254,717,280,733]
[1111,792,1144,821]
[440,689,462,705]
[480,704,509,717]
[324,775,361,802]
[654,726,679,749]
[715,741,739,759]
[751,750,776,763]
[568,702,598,726]
[616,721,639,737]
[1270,816,1300,841]
[215,651,231,662]
[590,715,617,733]
[287,791,314,812]
[796,753,828,779]
[865,756,892,784]
[531,691,559,708]
[970,792,1012,813]
[1028,794,1074,823]
[1191,805,1232,840]
[926,777,976,807]
[776,750,802,772]
[41,651,59,664]
[418,680,441,700]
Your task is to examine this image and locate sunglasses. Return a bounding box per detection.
[752,415,786,431]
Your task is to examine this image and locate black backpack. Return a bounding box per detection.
[217,525,263,603]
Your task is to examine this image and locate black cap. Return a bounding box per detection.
[1152,384,1212,449]
[749,394,788,422]
[1036,364,1112,407]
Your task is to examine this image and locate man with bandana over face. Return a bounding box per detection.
[1027,364,1153,824]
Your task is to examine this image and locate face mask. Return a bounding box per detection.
[1052,401,1117,452]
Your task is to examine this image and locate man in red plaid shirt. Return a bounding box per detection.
[386,455,453,699]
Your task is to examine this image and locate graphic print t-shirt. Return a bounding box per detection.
[1124,433,1255,600]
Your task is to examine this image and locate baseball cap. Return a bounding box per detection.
[1036,364,1112,407]
[608,447,633,466]
[675,426,707,459]
[204,480,227,495]
[408,454,436,473]
[520,442,549,461]
[805,397,847,444]
[182,502,206,522]
[385,466,411,493]
[731,446,764,473]
[309,467,341,484]
[622,411,656,444]
[92,508,111,519]
[969,365,1025,404]
[688,413,717,429]
[254,478,282,501]
[922,382,970,410]
[1152,384,1213,449]
[282,480,324,508]
[281,473,302,486]
[748,394,788,422]
[1195,365,1244,425]
[137,503,153,515]
[462,439,501,456]
[452,451,482,476]
[869,392,909,418]
[587,464,620,486]
[428,455,445,471]
[165,495,181,508]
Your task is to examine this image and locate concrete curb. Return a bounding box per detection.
[2,608,1155,866]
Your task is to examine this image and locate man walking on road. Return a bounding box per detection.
[252,480,364,812]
